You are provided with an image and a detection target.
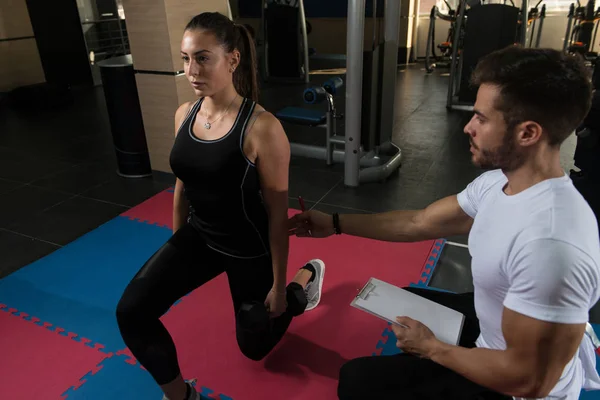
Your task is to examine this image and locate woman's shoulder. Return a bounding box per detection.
[176,100,198,119]
[247,102,279,128]
[174,100,200,136]
[244,101,286,142]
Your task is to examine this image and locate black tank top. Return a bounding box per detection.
[169,97,270,258]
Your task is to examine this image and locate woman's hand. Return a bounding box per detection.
[264,288,287,318]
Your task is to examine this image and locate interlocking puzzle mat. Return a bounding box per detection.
[0,188,444,400]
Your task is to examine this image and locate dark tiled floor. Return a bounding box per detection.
[0,229,60,277]
[9,196,129,246]
[0,64,587,316]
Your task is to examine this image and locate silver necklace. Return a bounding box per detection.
[203,95,237,130]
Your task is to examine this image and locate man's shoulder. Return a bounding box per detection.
[472,169,507,186]
[508,236,600,283]
[461,169,506,200]
[516,177,598,250]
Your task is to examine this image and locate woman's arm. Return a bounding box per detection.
[250,111,291,292]
[172,102,193,234]
[173,178,189,233]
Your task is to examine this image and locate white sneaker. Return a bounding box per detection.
[161,380,200,400]
[303,259,325,311]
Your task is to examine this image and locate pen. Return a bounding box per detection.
[298,196,306,212]
[298,196,312,236]
[298,196,311,236]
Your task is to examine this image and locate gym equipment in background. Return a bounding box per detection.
[427,0,544,75]
[446,0,531,111]
[343,0,403,187]
[260,0,310,83]
[276,77,345,166]
[523,0,546,48]
[276,0,402,186]
[276,0,403,187]
[564,0,600,64]
[571,82,600,234]
[425,1,459,74]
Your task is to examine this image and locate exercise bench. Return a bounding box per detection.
[276,77,344,166]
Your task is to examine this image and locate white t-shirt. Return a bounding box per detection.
[457,169,600,399]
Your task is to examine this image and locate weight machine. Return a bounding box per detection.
[523,0,546,48]
[570,74,600,233]
[341,0,403,186]
[425,1,459,73]
[274,0,402,187]
[446,0,531,111]
[276,77,345,166]
[260,0,310,83]
[564,0,600,63]
[427,0,544,76]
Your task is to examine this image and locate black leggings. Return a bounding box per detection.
[116,223,307,385]
[337,288,512,400]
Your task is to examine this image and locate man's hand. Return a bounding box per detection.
[264,289,287,318]
[288,210,334,238]
[391,316,439,358]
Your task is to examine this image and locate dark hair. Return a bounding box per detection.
[471,46,593,146]
[185,12,259,102]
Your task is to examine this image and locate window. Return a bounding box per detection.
[542,0,578,12]
[419,0,456,15]
[419,0,578,15]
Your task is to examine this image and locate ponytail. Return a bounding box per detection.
[184,12,259,102]
[233,24,259,103]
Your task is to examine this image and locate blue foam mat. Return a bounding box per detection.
[9,222,595,399]
[0,216,172,351]
[61,353,235,400]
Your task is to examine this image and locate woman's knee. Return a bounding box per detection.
[115,282,143,329]
[115,278,158,335]
[236,335,269,361]
[115,239,182,326]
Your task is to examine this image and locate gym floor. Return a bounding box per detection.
[0,64,595,320]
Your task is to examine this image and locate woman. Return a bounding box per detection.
[116,12,326,400]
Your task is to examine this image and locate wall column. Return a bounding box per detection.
[398,0,418,64]
[0,0,45,92]
[120,0,231,173]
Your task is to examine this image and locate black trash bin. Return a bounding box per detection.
[98,55,152,178]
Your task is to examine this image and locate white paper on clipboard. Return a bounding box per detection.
[350,277,465,346]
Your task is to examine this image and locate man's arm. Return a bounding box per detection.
[396,238,597,398]
[338,195,474,242]
[426,308,585,398]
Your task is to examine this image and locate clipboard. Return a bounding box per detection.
[350,278,465,346]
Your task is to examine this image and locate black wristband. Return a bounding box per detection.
[333,213,341,235]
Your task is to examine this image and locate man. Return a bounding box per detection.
[289,46,600,399]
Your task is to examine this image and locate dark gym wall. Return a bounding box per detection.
[235,0,385,56]
[25,0,93,88]
[238,0,384,18]
[0,0,45,92]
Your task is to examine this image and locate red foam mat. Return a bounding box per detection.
[119,206,434,399]
[119,190,435,399]
[121,189,174,228]
[0,306,110,399]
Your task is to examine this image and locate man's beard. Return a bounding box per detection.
[472,129,525,171]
